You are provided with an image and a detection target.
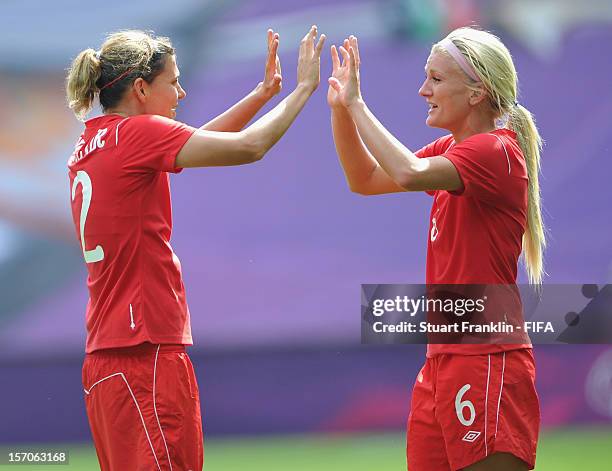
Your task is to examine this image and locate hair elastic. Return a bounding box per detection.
[439,38,480,82]
[99,68,135,91]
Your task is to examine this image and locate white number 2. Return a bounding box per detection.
[455,384,476,426]
[72,170,104,264]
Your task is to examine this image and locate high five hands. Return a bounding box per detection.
[260,27,367,104]
[297,25,326,94]
[328,35,362,109]
[259,29,283,99]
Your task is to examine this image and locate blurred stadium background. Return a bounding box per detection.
[1,0,611,469]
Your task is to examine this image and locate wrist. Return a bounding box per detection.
[347,97,365,114]
[254,82,274,101]
[296,82,316,95]
[330,103,350,117]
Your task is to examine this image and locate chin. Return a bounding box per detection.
[426,116,440,128]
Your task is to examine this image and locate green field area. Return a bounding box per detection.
[1,428,611,470]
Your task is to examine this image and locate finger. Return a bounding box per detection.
[342,39,350,66]
[315,34,326,57]
[309,25,318,52]
[302,24,316,43]
[267,29,273,50]
[328,77,341,93]
[331,45,340,72]
[349,46,357,74]
[273,73,282,87]
[350,35,360,65]
[275,55,281,74]
[266,39,279,76]
[338,46,350,67]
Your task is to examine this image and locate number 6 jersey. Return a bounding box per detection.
[68,113,197,353]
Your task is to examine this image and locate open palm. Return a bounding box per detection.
[261,29,282,98]
[327,36,362,108]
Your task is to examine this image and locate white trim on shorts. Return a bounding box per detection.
[495,352,506,437]
[84,372,162,471]
[153,345,174,471]
[484,354,491,457]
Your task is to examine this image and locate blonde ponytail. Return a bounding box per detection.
[66,48,101,121]
[434,27,546,285]
[509,104,546,285]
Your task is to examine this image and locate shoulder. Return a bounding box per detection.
[448,130,518,169]
[118,114,195,145]
[416,134,455,158]
[460,129,518,154]
[432,134,455,153]
[121,114,177,131]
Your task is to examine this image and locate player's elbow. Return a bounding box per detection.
[239,131,267,163]
[395,169,419,191]
[349,183,373,195]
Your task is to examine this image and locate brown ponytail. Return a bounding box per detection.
[65,31,175,121]
[66,48,101,121]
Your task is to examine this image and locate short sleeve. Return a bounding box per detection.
[415,135,454,196]
[415,134,454,159]
[442,133,512,203]
[117,115,197,173]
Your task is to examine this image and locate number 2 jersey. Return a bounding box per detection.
[68,114,197,353]
[416,129,532,357]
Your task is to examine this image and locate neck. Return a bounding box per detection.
[450,108,496,143]
[106,100,142,118]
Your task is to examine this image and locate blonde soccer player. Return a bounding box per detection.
[327,28,544,470]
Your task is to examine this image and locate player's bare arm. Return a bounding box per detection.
[201,29,283,132]
[328,39,404,195]
[176,25,325,168]
[329,36,462,193]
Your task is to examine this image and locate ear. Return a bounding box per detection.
[133,77,148,104]
[469,85,487,106]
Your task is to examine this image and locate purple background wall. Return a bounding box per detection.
[0,2,611,443]
[2,345,611,443]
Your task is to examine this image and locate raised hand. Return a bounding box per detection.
[328,35,362,108]
[259,29,283,99]
[297,25,326,93]
[327,38,350,108]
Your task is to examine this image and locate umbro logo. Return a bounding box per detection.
[462,431,481,443]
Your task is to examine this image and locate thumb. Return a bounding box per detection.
[328,77,341,93]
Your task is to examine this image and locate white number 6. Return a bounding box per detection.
[72,170,104,264]
[455,384,476,426]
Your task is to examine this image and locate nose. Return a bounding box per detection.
[178,83,187,100]
[418,78,431,97]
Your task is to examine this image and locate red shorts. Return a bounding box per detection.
[82,343,203,471]
[407,349,539,470]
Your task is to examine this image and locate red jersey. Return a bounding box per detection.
[415,129,531,356]
[68,114,197,353]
